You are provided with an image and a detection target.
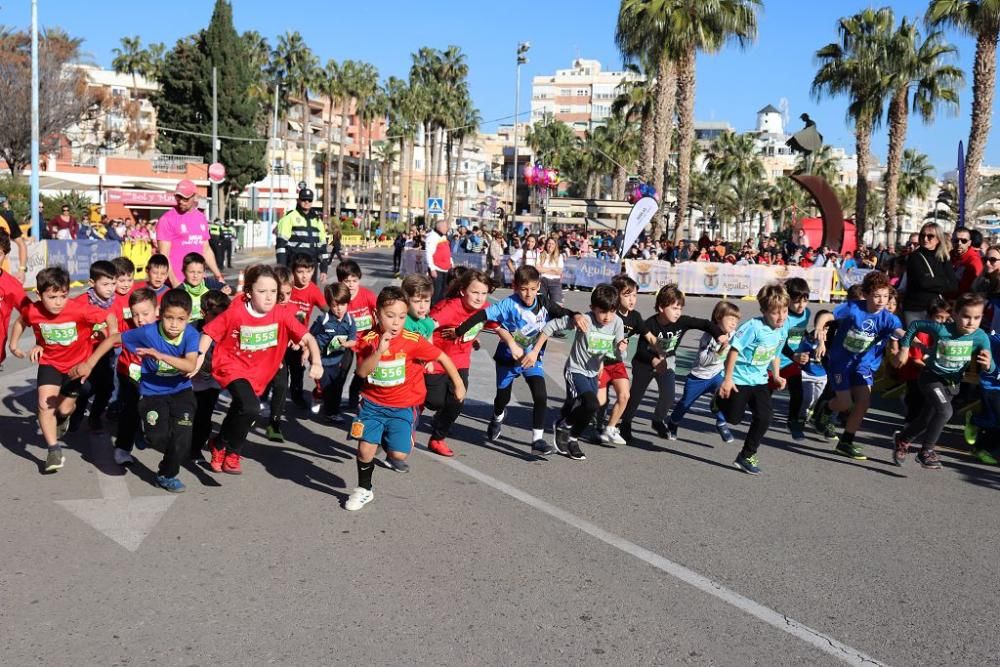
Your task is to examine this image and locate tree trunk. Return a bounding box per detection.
[676,47,697,242]
[432,126,445,199]
[854,113,874,247]
[397,137,406,224]
[335,99,350,216]
[652,53,677,236]
[450,134,467,222]
[612,165,626,200]
[405,138,416,224]
[427,125,439,202]
[639,110,654,182]
[444,132,455,221]
[423,123,432,216]
[964,29,998,224]
[882,86,908,248]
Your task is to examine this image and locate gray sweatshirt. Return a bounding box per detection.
[543,312,626,377]
[688,331,730,380]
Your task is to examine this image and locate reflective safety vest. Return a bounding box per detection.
[276,209,327,253]
[209,222,222,238]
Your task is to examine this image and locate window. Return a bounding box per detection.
[415,159,423,170]
[577,89,588,96]
[559,107,571,114]
[560,88,572,96]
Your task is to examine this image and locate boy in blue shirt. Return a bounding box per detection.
[718,283,791,475]
[792,309,833,436]
[968,332,1000,466]
[310,282,357,422]
[812,271,904,460]
[453,265,584,455]
[777,278,812,439]
[894,292,993,469]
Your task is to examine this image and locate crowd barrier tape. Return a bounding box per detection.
[624,260,835,302]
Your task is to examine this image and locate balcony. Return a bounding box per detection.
[152,154,204,173]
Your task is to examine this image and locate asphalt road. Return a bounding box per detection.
[1,248,998,666]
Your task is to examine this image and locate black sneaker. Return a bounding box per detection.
[567,439,586,461]
[652,420,670,439]
[788,419,805,441]
[44,447,65,473]
[916,448,942,470]
[715,422,735,444]
[733,454,761,475]
[290,392,308,409]
[553,418,571,455]
[532,439,556,457]
[619,423,634,446]
[665,421,678,441]
[487,412,505,442]
[834,439,867,460]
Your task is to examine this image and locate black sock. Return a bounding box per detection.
[840,431,854,445]
[357,458,374,490]
[47,443,61,451]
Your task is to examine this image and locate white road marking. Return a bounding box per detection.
[419,450,888,666]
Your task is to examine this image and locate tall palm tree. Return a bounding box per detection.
[447,101,481,222]
[526,115,577,170]
[927,0,1000,221]
[897,148,937,224]
[813,7,895,246]
[706,131,766,240]
[331,59,361,217]
[881,18,962,246]
[353,62,380,219]
[111,35,150,149]
[373,140,399,230]
[273,31,318,189]
[794,143,841,184]
[385,76,418,224]
[611,62,655,181]
[316,59,342,222]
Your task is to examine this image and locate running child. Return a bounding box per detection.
[69,260,119,432]
[528,283,625,461]
[334,259,377,413]
[180,252,231,322]
[346,286,465,511]
[142,254,172,300]
[309,282,357,423]
[402,274,436,341]
[9,267,117,472]
[452,265,585,456]
[968,331,1000,466]
[596,275,644,446]
[111,257,137,320]
[777,278,812,439]
[893,292,993,469]
[792,309,833,430]
[717,283,790,475]
[617,285,725,446]
[72,289,201,492]
[195,264,323,474]
[286,252,327,409]
[811,271,904,460]
[190,290,231,462]
[664,300,741,444]
[263,265,295,442]
[424,269,492,457]
[0,229,28,366]
[896,299,950,422]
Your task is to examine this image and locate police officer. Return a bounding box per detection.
[209,217,225,270]
[275,188,329,282]
[221,219,236,268]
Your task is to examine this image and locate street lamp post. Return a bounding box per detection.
[30,0,40,239]
[511,41,530,233]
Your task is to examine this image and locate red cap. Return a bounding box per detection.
[174,180,197,199]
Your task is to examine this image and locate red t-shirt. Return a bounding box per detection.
[112,291,134,325]
[898,331,933,383]
[428,297,490,373]
[72,293,119,348]
[356,329,441,408]
[203,297,308,395]
[289,282,326,325]
[0,270,28,363]
[115,318,144,382]
[20,299,109,373]
[348,287,378,335]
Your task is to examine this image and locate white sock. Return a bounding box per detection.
[532,428,544,441]
[494,410,506,422]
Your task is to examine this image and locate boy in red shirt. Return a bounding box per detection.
[333,259,377,413]
[195,264,323,474]
[9,267,117,472]
[287,252,327,408]
[346,286,464,511]
[0,229,29,368]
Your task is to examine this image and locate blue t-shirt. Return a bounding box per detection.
[780,307,811,368]
[121,322,200,396]
[901,320,993,383]
[484,294,559,365]
[309,311,357,367]
[981,333,1000,390]
[829,300,902,371]
[729,316,789,386]
[796,334,826,378]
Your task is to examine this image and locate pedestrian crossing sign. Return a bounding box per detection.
[427,198,445,215]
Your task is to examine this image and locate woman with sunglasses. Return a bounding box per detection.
[972,245,1000,295]
[901,222,958,326]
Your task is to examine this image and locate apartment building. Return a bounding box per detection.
[530,58,642,135]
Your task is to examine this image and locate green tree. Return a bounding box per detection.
[881,18,962,246]
[812,7,894,247]
[927,0,1000,220]
[152,36,205,156]
[706,131,766,240]
[896,148,936,222]
[373,140,399,230]
[112,35,152,151]
[612,62,655,181]
[526,115,577,170]
[794,143,840,184]
[353,62,381,217]
[385,76,418,223]
[272,31,319,188]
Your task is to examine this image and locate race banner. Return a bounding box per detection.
[625,260,834,302]
[45,240,121,283]
[572,257,621,288]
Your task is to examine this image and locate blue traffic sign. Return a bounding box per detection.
[426,197,445,215]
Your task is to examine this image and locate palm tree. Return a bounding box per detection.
[273,31,319,189]
[767,178,809,234]
[330,59,361,217]
[373,140,399,230]
[706,131,766,240]
[927,0,1000,220]
[526,115,577,170]
[316,59,342,222]
[813,7,895,247]
[895,148,936,238]
[881,18,962,246]
[611,62,655,180]
[112,35,149,150]
[144,42,166,81]
[794,143,840,184]
[447,101,481,222]
[385,76,418,224]
[353,62,380,220]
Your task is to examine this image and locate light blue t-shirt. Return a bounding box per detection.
[729,316,790,386]
[780,307,811,368]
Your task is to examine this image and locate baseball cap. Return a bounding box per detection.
[175,180,197,199]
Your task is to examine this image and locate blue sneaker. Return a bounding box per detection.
[156,475,186,493]
[715,422,734,444]
[733,454,761,475]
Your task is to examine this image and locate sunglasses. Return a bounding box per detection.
[921,233,936,240]
[988,257,1000,264]
[955,237,971,245]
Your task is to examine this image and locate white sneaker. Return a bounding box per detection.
[310,402,321,415]
[345,487,374,511]
[113,448,134,465]
[602,426,626,446]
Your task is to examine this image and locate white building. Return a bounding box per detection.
[530,58,643,135]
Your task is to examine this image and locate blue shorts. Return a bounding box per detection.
[496,361,546,389]
[352,400,417,453]
[566,371,598,400]
[830,366,874,392]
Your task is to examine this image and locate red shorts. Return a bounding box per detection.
[767,363,800,390]
[599,361,629,389]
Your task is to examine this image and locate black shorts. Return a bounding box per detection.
[37,364,86,398]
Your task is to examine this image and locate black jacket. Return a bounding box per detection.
[902,247,958,312]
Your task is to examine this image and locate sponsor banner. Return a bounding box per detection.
[23,239,47,289]
[625,260,834,302]
[837,267,872,289]
[625,260,680,294]
[401,249,620,289]
[46,240,121,283]
[572,257,621,288]
[451,251,488,272]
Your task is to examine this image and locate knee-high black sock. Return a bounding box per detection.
[357,458,375,490]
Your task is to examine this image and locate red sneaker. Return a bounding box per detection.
[208,439,225,473]
[427,438,454,457]
[222,451,242,475]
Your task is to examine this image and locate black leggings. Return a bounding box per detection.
[193,387,221,454]
[73,351,114,421]
[285,346,305,395]
[785,373,803,421]
[493,371,547,430]
[140,389,196,478]
[220,379,261,454]
[621,361,675,425]
[425,369,470,440]
[562,390,600,437]
[717,384,772,459]
[268,364,289,425]
[115,374,140,452]
[330,349,363,412]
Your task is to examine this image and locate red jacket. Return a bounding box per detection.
[952,249,983,295]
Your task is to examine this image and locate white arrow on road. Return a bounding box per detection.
[56,433,176,552]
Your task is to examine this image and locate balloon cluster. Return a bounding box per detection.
[523,162,560,189]
[627,181,659,204]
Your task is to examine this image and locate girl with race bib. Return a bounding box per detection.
[195,265,322,475]
[892,292,993,469]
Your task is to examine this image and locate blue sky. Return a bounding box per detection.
[4,0,991,175]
